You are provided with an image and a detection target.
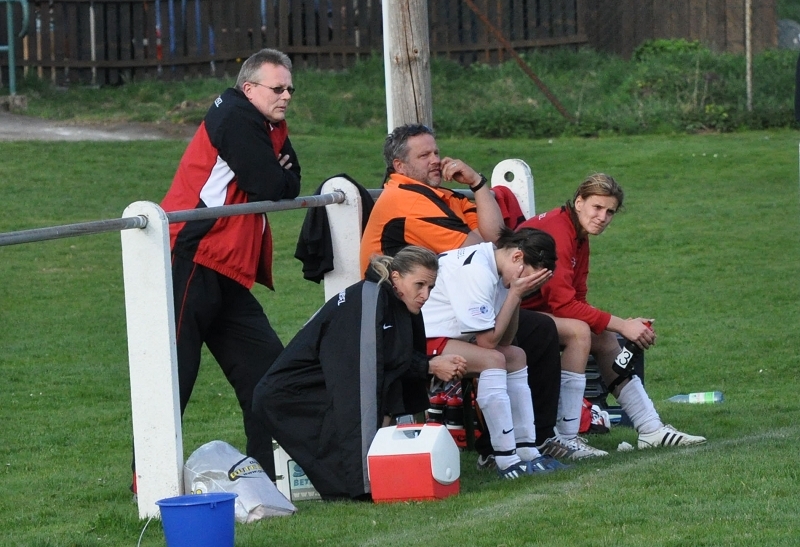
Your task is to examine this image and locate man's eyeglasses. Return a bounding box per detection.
[248,81,295,96]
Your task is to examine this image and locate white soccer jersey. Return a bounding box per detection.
[422,242,509,340]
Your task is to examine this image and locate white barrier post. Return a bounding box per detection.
[321,177,364,301]
[120,201,183,519]
[491,159,536,217]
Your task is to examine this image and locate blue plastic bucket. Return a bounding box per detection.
[155,492,237,547]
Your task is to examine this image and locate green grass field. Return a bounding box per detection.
[1,129,799,546]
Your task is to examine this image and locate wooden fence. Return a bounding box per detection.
[0,0,778,87]
[1,0,586,86]
[429,0,587,65]
[584,0,777,58]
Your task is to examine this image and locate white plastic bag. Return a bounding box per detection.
[184,440,296,523]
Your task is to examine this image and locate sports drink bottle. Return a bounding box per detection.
[667,391,724,404]
[426,393,447,424]
[444,396,464,428]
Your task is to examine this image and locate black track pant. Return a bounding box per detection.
[171,255,283,479]
[475,309,561,456]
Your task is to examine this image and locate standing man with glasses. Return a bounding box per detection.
[155,48,301,483]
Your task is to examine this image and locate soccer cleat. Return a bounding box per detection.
[476,453,496,471]
[638,424,707,449]
[537,435,608,460]
[528,454,572,473]
[497,460,533,480]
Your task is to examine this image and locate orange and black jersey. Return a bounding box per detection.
[359,173,479,274]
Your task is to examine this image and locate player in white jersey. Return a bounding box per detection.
[422,227,568,479]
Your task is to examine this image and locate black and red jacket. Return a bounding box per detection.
[161,87,301,288]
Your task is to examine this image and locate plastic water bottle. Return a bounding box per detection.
[667,391,724,404]
[612,321,652,377]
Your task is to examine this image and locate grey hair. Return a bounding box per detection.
[382,124,436,181]
[369,246,439,286]
[236,49,292,90]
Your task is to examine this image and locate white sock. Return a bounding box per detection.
[556,370,586,440]
[616,376,662,435]
[476,368,519,470]
[506,368,540,461]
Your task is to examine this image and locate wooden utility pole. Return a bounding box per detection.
[382,0,433,132]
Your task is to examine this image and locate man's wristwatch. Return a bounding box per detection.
[470,174,488,193]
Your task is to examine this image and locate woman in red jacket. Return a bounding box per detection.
[519,173,705,459]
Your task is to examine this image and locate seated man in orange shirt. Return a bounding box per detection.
[360,126,503,270]
[360,124,577,464]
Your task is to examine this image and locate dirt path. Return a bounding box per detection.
[0,110,197,141]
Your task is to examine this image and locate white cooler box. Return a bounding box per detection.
[367,423,460,503]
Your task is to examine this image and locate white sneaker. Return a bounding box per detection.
[638,424,706,449]
[538,435,608,460]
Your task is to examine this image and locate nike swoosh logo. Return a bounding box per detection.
[383,324,392,330]
[562,417,578,422]
[502,428,514,434]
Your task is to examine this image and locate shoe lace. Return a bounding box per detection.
[555,437,581,451]
[569,436,593,449]
[565,436,602,452]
